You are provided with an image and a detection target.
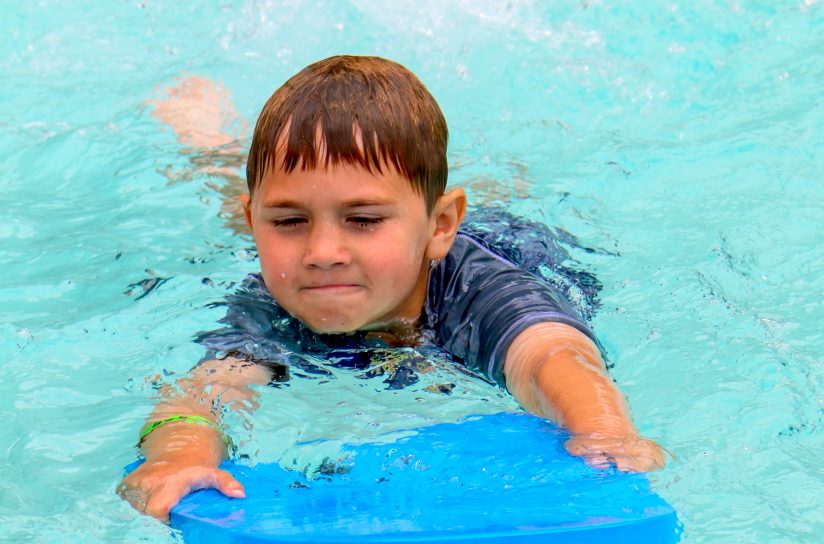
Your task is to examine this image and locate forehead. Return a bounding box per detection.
[256,161,425,208]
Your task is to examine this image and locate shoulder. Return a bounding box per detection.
[433,232,571,316]
[458,206,602,320]
[424,233,513,322]
[424,212,599,385]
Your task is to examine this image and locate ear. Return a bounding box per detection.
[239,193,253,232]
[425,188,467,261]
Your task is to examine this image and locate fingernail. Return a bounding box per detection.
[228,485,245,498]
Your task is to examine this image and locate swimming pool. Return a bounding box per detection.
[1,0,822,542]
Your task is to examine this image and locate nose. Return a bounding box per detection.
[302,221,351,269]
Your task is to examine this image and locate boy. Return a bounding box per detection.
[118,56,665,521]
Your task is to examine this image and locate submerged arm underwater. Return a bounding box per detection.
[117,357,272,521]
[504,322,666,472]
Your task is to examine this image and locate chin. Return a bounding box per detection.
[302,316,363,335]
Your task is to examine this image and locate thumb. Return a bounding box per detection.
[213,469,246,499]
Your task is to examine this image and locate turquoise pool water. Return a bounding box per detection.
[1,1,822,542]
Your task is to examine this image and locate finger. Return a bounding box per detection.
[563,437,590,457]
[213,469,246,499]
[143,488,175,523]
[143,468,220,521]
[143,468,220,522]
[651,442,667,467]
[613,448,665,473]
[627,440,666,471]
[615,455,657,473]
[581,453,612,470]
[177,467,245,499]
[564,437,611,457]
[117,480,150,513]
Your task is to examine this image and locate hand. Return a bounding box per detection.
[117,459,245,522]
[565,433,667,473]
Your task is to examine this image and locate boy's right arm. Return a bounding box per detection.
[117,356,273,521]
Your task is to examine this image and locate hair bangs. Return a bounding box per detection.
[247,56,448,211]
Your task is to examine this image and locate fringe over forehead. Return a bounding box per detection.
[246,55,448,211]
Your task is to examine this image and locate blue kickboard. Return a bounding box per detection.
[137,412,681,543]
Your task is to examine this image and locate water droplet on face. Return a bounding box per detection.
[280,272,286,279]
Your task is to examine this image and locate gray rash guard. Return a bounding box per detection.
[197,210,599,388]
[424,233,597,386]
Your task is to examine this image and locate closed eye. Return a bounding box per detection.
[271,217,307,229]
[348,216,384,229]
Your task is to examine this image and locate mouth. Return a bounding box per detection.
[301,284,363,294]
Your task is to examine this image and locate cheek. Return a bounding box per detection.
[366,235,426,283]
[255,233,295,280]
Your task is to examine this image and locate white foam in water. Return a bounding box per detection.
[1,1,822,542]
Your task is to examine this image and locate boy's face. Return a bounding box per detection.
[244,162,445,334]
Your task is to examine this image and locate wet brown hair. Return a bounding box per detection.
[246,55,448,212]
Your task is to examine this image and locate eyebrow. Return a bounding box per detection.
[260,199,301,209]
[260,198,395,209]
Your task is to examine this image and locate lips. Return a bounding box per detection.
[301,284,363,292]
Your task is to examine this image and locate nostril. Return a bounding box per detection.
[302,234,350,269]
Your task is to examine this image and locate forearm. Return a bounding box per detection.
[529,351,636,437]
[504,323,665,471]
[140,418,226,466]
[138,357,270,464]
[504,322,637,437]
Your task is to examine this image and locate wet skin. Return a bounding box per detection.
[242,162,463,334]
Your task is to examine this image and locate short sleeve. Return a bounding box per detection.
[425,235,598,387]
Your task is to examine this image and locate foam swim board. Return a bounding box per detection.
[132,412,680,543]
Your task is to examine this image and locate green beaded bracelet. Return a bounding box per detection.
[138,415,232,450]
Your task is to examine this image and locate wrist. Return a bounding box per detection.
[140,420,228,465]
[145,447,223,468]
[567,422,640,439]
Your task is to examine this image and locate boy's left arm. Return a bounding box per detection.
[503,322,665,472]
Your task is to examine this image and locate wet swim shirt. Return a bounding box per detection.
[424,232,597,386]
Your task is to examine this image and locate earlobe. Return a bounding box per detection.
[426,188,467,260]
[240,193,253,231]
